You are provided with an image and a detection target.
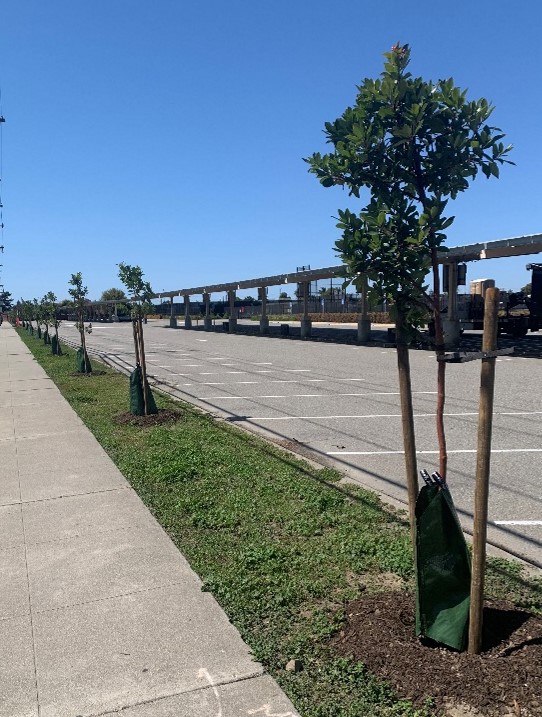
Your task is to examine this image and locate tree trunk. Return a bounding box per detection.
[80,313,89,374]
[395,315,419,551]
[431,248,448,480]
[137,313,149,415]
[54,321,61,355]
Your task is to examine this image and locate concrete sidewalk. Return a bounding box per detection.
[0,324,299,717]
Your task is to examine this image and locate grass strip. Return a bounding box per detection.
[17,328,542,717]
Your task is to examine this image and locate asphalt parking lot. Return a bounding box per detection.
[59,320,542,569]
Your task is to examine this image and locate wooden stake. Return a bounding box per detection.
[132,318,141,367]
[80,310,89,374]
[468,287,500,654]
[395,318,419,552]
[137,313,149,415]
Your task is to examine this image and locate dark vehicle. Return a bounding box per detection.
[459,263,542,337]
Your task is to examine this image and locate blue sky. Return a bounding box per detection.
[1,0,541,302]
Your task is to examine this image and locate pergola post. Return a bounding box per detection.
[357,275,371,343]
[184,295,192,329]
[259,287,269,334]
[228,290,237,332]
[300,282,312,338]
[204,293,212,330]
[443,262,461,349]
[169,297,177,328]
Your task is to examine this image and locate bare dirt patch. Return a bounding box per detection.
[70,369,107,377]
[332,591,542,716]
[113,408,182,427]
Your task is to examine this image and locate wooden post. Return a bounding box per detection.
[79,308,89,374]
[468,287,500,654]
[137,313,149,415]
[395,317,419,552]
[132,318,141,367]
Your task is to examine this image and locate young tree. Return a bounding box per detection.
[0,290,13,311]
[117,263,157,415]
[306,44,511,542]
[31,298,42,338]
[42,292,62,354]
[19,299,33,328]
[68,272,92,374]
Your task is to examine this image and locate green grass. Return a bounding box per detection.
[17,327,542,717]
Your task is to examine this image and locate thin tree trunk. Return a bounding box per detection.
[396,315,419,552]
[137,313,149,415]
[132,319,141,366]
[431,248,448,480]
[54,320,61,354]
[80,311,89,374]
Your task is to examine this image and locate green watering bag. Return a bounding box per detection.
[76,347,92,374]
[415,482,471,651]
[129,365,157,416]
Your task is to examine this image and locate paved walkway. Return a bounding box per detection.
[0,324,299,717]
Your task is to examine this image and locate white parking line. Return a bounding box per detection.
[326,448,542,455]
[247,409,540,421]
[285,369,311,372]
[197,371,246,375]
[204,390,437,400]
[493,520,542,526]
[207,394,324,399]
[253,362,273,365]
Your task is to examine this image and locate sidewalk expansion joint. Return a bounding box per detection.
[14,428,91,442]
[19,485,132,506]
[87,669,267,717]
[22,520,157,547]
[32,579,189,616]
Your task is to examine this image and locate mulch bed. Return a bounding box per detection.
[113,408,182,427]
[71,370,107,377]
[332,591,542,716]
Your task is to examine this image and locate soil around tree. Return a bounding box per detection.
[113,408,182,427]
[332,591,542,716]
[71,369,107,377]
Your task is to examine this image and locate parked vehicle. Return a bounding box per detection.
[457,263,541,337]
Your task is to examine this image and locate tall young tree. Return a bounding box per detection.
[306,43,511,539]
[42,291,61,354]
[68,272,92,374]
[118,263,157,415]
